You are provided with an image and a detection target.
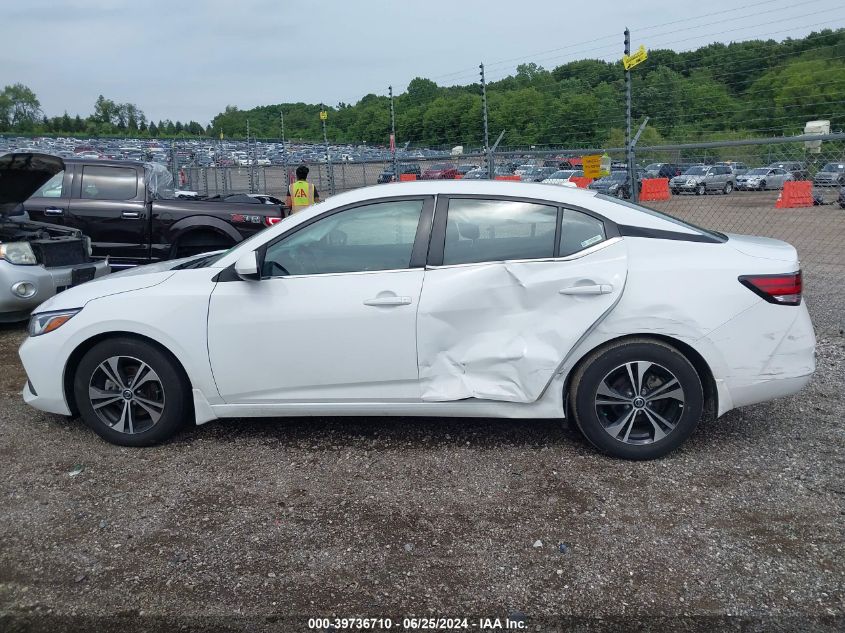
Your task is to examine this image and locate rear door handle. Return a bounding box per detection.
[363,296,412,307]
[44,207,64,216]
[559,284,613,296]
[121,210,141,219]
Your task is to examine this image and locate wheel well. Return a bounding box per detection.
[63,332,194,418]
[175,229,235,247]
[563,334,718,422]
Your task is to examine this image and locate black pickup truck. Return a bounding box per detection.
[23,158,286,266]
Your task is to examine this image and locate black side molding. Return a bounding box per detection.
[617,224,724,244]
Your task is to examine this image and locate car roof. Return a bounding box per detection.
[306,180,702,235]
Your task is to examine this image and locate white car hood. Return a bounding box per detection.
[34,270,177,313]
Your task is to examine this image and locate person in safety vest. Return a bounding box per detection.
[286,165,320,213]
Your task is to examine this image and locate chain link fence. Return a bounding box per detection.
[180,133,845,328]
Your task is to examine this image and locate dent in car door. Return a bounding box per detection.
[416,197,627,403]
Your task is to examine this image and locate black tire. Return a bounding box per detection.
[569,339,704,460]
[73,337,190,446]
[723,181,733,194]
[696,184,706,196]
[759,180,767,191]
[173,231,233,258]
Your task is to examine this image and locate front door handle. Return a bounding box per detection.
[121,210,141,219]
[363,296,412,307]
[44,207,64,216]
[559,284,613,296]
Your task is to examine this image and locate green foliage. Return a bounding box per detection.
[2,29,843,145]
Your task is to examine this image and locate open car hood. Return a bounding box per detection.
[0,153,65,216]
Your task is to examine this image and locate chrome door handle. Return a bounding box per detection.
[121,211,141,219]
[363,296,412,306]
[44,207,64,216]
[559,284,613,296]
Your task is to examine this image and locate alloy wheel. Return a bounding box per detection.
[594,361,685,444]
[88,356,166,434]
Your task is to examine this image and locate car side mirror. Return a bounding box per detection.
[234,251,260,281]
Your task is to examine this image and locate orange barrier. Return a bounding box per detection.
[569,177,594,189]
[399,173,417,182]
[494,175,521,181]
[453,174,464,180]
[775,180,814,208]
[640,178,671,201]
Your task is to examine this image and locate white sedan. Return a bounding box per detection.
[18,181,815,459]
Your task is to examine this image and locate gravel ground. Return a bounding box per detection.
[0,310,843,632]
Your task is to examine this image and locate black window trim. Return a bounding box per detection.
[254,194,434,280]
[427,193,619,267]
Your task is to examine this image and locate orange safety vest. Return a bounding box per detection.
[289,180,315,212]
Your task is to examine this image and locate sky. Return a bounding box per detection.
[2,0,843,124]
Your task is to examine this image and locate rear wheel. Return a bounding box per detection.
[569,339,704,460]
[73,338,190,446]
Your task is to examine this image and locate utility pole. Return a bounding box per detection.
[479,63,491,177]
[321,106,335,195]
[280,110,289,189]
[389,85,399,182]
[624,28,634,203]
[247,118,255,193]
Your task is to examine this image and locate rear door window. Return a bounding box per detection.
[80,166,138,200]
[442,198,557,265]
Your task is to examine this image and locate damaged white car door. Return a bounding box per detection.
[417,196,627,403]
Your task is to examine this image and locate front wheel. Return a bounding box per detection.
[759,180,767,191]
[73,337,190,446]
[569,339,704,460]
[723,181,733,194]
[616,188,626,199]
[696,184,706,196]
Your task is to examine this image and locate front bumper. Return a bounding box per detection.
[736,181,761,190]
[0,259,111,322]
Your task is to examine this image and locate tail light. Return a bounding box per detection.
[739,271,802,306]
[264,216,283,227]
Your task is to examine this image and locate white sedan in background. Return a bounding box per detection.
[18,181,815,459]
[542,169,583,186]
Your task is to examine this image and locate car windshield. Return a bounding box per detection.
[684,166,708,175]
[747,168,769,175]
[548,170,575,179]
[430,164,452,171]
[597,195,727,242]
[821,163,845,172]
[608,171,627,180]
[645,163,661,170]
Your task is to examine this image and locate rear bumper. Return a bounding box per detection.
[0,259,110,322]
[702,300,815,415]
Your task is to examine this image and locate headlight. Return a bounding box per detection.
[608,183,619,191]
[0,242,37,265]
[28,308,81,337]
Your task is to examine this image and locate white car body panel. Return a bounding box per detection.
[207,269,424,402]
[17,181,815,432]
[417,239,627,402]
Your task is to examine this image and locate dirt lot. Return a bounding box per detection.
[1,187,844,632]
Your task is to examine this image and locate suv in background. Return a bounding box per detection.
[716,161,748,176]
[812,161,845,187]
[670,164,736,195]
[644,163,681,179]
